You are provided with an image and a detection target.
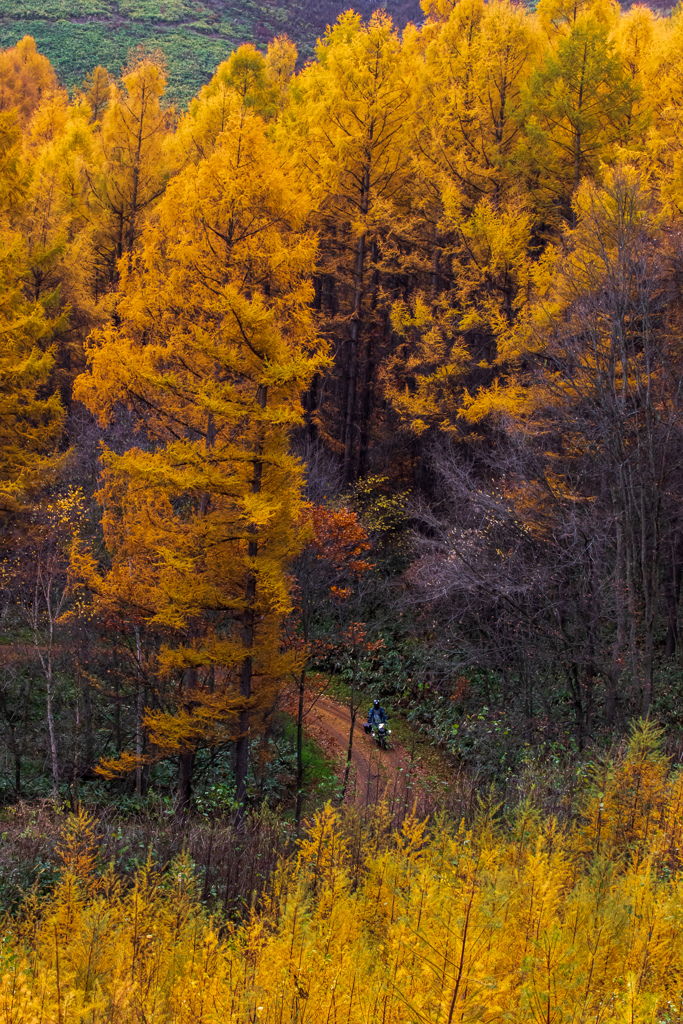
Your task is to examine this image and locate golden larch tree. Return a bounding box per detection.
[74,102,329,812]
[0,109,66,521]
[86,52,173,294]
[280,10,414,482]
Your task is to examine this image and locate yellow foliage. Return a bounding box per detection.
[0,110,68,513]
[73,100,330,788]
[55,807,100,889]
[639,9,683,216]
[5,725,683,1022]
[415,0,540,205]
[571,720,683,868]
[536,0,619,36]
[0,36,59,125]
[86,54,173,292]
[265,35,298,99]
[459,376,538,426]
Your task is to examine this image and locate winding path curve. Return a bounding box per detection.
[283,688,426,808]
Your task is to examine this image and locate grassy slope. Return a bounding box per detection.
[0,0,423,106]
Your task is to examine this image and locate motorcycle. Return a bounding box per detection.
[371,721,391,750]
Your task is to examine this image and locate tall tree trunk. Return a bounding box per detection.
[45,664,59,800]
[80,652,94,774]
[340,652,359,804]
[665,532,683,657]
[71,692,81,809]
[126,81,146,251]
[235,385,267,819]
[343,164,371,486]
[235,615,254,815]
[607,507,626,728]
[135,625,143,796]
[357,243,381,479]
[175,412,216,811]
[340,702,357,805]
[33,574,59,800]
[176,749,196,816]
[295,668,306,828]
[0,689,23,798]
[303,373,320,441]
[356,332,373,480]
[114,676,122,753]
[568,664,584,751]
[176,665,198,816]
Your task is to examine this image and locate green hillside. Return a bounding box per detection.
[0,0,423,105]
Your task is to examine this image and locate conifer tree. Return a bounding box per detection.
[639,8,683,214]
[265,35,298,101]
[87,52,173,294]
[0,111,66,521]
[174,44,277,166]
[535,0,619,35]
[0,37,59,125]
[74,104,328,811]
[280,11,414,483]
[80,66,111,124]
[380,0,537,439]
[416,0,539,207]
[522,15,639,220]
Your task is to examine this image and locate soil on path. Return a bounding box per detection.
[282,688,428,808]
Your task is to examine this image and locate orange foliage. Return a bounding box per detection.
[308,504,374,579]
[0,37,59,124]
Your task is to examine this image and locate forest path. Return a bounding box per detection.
[285,689,421,808]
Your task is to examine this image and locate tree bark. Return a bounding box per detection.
[342,163,371,486]
[340,702,357,805]
[357,242,381,479]
[665,532,683,657]
[135,625,143,796]
[295,668,306,828]
[340,652,360,804]
[176,749,196,816]
[114,676,122,753]
[32,571,60,801]
[81,662,94,775]
[176,665,198,816]
[235,384,267,819]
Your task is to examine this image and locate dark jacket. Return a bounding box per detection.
[367,704,387,726]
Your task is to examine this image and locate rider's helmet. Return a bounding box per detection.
[373,698,380,707]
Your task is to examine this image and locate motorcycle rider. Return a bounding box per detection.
[367,698,387,729]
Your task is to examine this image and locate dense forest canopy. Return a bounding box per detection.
[5,3,683,1019]
[3,0,683,821]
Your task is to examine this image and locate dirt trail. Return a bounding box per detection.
[287,691,423,807]
[1,645,427,807]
